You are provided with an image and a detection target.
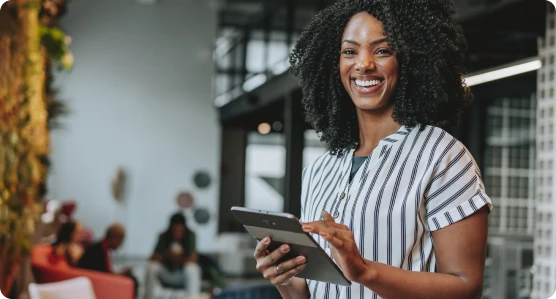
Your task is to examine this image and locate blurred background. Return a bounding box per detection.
[0,0,555,298]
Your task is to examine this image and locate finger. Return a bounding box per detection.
[302,219,347,233]
[261,244,290,267]
[271,263,307,285]
[320,232,345,249]
[275,256,307,275]
[264,255,304,279]
[254,237,271,259]
[321,210,336,222]
[302,221,338,234]
[302,221,326,234]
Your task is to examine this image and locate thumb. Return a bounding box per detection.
[321,211,335,222]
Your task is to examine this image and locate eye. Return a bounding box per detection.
[341,49,357,56]
[376,49,393,56]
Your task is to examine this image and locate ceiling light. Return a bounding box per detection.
[465,57,542,87]
[258,123,271,135]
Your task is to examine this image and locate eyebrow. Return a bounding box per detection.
[342,37,390,47]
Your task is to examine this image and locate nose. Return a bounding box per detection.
[355,52,375,73]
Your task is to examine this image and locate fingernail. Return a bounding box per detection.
[281,245,290,253]
[263,237,270,244]
[297,256,306,263]
[302,225,313,232]
[320,232,328,237]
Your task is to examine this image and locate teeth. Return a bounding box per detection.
[355,79,382,87]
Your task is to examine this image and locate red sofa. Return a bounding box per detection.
[31,244,134,299]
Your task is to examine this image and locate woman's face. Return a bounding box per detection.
[339,12,399,112]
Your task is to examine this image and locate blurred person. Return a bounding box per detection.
[40,200,84,244]
[78,223,138,297]
[144,212,202,298]
[49,221,84,266]
[253,0,492,298]
[40,200,65,243]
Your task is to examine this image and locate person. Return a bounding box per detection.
[49,221,84,266]
[253,1,493,299]
[40,200,65,244]
[144,212,202,298]
[77,223,138,297]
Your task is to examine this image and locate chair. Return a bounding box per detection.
[29,277,96,299]
[31,244,134,299]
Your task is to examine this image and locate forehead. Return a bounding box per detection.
[341,12,385,40]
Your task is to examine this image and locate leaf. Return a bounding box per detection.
[22,1,41,9]
[9,6,18,20]
[19,84,28,95]
[20,97,29,107]
[17,114,30,128]
[36,155,50,168]
[41,28,74,70]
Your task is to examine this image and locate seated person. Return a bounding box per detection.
[144,213,201,299]
[49,221,84,266]
[77,223,138,298]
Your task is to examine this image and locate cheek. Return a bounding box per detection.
[385,61,399,83]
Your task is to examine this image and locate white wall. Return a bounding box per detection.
[49,0,220,257]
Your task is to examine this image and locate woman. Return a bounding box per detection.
[253,1,492,299]
[144,213,202,299]
[50,221,84,266]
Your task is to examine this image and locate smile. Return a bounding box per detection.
[354,79,383,87]
[351,78,384,95]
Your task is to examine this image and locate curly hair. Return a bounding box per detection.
[290,0,472,155]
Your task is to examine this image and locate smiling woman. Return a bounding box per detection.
[289,0,471,156]
[251,1,492,299]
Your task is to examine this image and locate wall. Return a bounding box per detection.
[49,0,220,256]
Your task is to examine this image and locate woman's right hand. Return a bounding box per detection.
[254,237,307,286]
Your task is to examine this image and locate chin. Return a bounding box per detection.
[353,98,392,112]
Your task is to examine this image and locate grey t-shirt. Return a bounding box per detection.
[349,156,367,183]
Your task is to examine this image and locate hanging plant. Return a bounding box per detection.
[0,0,72,295]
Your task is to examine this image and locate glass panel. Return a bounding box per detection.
[244,132,285,212]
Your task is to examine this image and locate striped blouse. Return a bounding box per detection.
[300,125,493,299]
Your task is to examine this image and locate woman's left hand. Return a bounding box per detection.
[302,211,369,283]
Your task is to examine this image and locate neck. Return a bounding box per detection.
[354,105,401,156]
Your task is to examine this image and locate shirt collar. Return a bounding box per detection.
[344,124,414,161]
[378,125,412,145]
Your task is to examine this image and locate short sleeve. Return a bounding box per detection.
[424,143,493,231]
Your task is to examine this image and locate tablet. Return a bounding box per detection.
[230,206,351,286]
